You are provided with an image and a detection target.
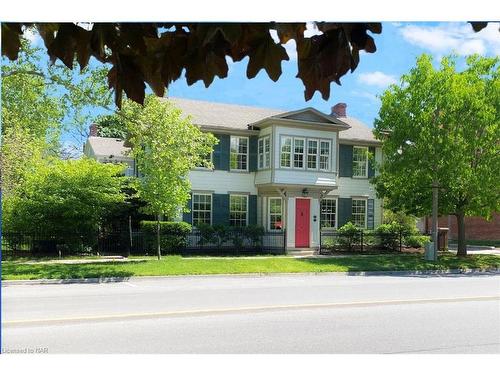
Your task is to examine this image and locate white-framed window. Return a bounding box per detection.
[230,136,248,171]
[280,136,292,168]
[268,197,283,231]
[352,199,367,228]
[307,139,318,170]
[320,198,337,229]
[229,195,248,227]
[195,151,213,169]
[353,146,369,177]
[258,136,271,169]
[293,138,305,169]
[192,193,212,226]
[319,140,331,171]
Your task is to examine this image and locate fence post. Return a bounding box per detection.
[360,230,364,252]
[283,229,287,254]
[319,228,322,255]
[399,230,403,252]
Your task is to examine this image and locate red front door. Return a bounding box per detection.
[295,198,310,247]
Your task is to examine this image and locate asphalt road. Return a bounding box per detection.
[2,273,500,353]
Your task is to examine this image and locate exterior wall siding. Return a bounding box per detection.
[188,170,258,195]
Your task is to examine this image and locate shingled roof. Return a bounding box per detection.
[166,97,378,143]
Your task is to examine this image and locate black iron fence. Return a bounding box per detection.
[2,229,287,259]
[319,229,404,254]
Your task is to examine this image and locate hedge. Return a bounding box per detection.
[139,221,192,252]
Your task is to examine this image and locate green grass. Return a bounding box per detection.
[2,253,499,280]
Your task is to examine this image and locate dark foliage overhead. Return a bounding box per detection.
[1,22,492,108]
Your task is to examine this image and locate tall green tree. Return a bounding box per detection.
[373,54,500,256]
[1,37,113,202]
[120,95,217,259]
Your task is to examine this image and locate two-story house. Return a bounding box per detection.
[84,97,383,251]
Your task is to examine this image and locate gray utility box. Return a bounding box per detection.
[425,241,436,261]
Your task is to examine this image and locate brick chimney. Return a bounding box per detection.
[89,123,98,137]
[331,103,347,117]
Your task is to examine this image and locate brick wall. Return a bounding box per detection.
[423,213,500,240]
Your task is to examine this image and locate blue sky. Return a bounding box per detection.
[166,22,500,128]
[22,21,500,150]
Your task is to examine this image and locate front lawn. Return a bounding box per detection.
[2,253,499,280]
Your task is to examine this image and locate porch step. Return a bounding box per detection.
[287,248,318,257]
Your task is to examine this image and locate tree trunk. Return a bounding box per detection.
[156,214,161,260]
[456,211,467,257]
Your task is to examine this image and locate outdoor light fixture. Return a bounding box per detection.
[302,188,309,197]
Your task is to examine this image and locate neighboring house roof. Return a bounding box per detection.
[86,136,131,158]
[165,97,378,143]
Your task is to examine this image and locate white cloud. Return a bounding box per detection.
[400,22,500,56]
[358,71,397,87]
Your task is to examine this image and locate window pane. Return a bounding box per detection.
[353,147,368,177]
[352,199,366,228]
[307,140,318,169]
[230,137,248,170]
[320,141,330,170]
[280,137,291,167]
[229,195,247,227]
[193,194,211,226]
[321,199,336,228]
[269,198,282,230]
[264,137,270,168]
[294,139,304,168]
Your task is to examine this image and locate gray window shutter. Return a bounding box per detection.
[213,134,230,171]
[368,146,376,178]
[182,193,192,224]
[338,197,352,227]
[339,144,353,177]
[249,136,258,172]
[367,199,375,229]
[212,194,229,225]
[248,195,257,225]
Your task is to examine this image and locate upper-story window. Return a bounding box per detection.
[307,139,318,170]
[258,136,271,169]
[280,136,332,171]
[353,146,368,177]
[195,152,213,169]
[280,136,292,168]
[230,136,248,171]
[293,138,305,168]
[319,140,331,171]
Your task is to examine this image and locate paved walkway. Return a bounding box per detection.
[448,245,500,256]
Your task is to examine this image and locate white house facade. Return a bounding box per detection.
[84,97,383,251]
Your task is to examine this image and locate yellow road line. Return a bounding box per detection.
[4,295,499,326]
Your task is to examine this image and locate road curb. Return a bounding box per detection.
[2,267,499,286]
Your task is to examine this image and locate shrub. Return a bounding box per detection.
[337,222,361,251]
[140,221,192,252]
[140,220,192,235]
[194,224,265,249]
[405,235,430,248]
[374,223,400,250]
[244,225,265,247]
